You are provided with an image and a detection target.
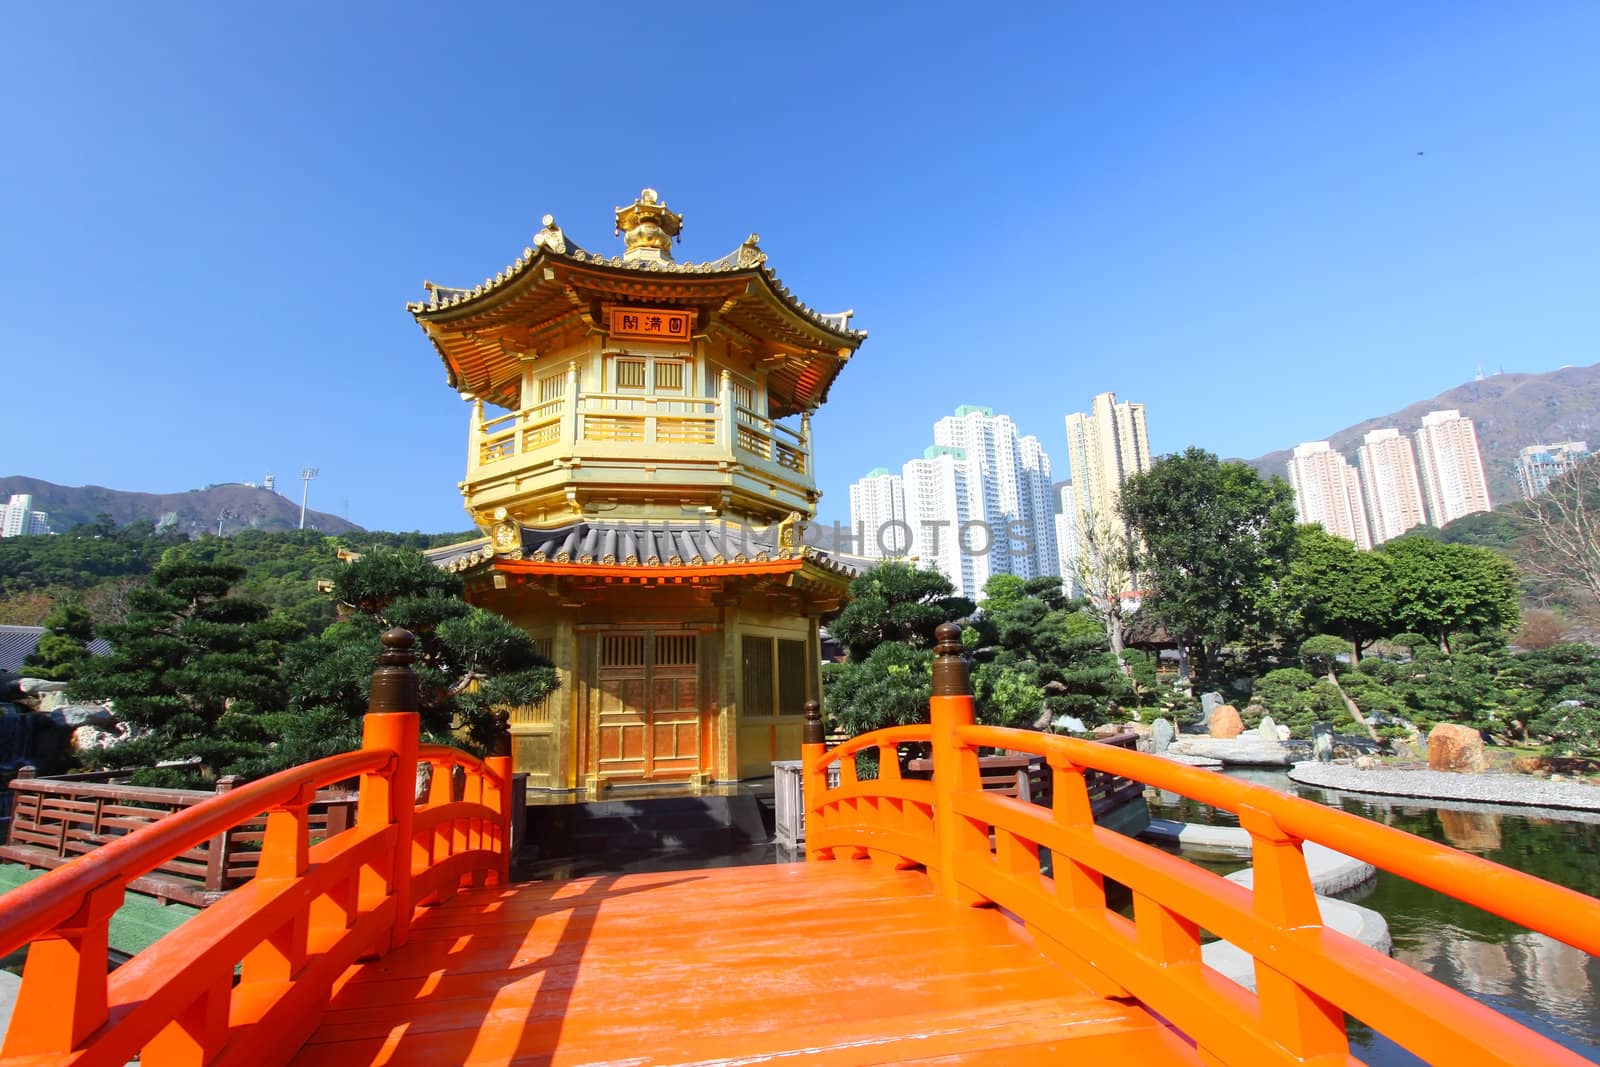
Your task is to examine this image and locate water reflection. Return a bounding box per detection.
[1144,772,1600,1064]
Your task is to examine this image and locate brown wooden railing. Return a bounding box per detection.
[803,623,1600,1067]
[1,771,356,906]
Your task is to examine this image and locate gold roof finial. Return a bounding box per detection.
[615,187,683,263]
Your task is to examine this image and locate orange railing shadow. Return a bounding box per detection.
[0,628,512,1067]
[803,623,1600,1067]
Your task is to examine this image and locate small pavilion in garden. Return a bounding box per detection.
[411,190,865,792]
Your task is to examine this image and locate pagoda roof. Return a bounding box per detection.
[407,193,865,417]
[425,519,858,584]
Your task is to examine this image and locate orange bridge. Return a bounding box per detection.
[2,625,1597,1066]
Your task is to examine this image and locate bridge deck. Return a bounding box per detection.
[292,860,1200,1066]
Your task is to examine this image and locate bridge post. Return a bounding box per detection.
[800,700,830,861]
[929,623,987,907]
[486,708,514,885]
[358,627,420,951]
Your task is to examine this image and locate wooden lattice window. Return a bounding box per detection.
[601,634,646,668]
[741,635,810,717]
[655,634,697,667]
[614,359,646,390]
[654,360,686,392]
[741,636,774,718]
[777,640,806,716]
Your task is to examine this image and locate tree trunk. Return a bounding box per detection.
[1325,669,1380,742]
[1176,643,1191,682]
[1106,610,1132,678]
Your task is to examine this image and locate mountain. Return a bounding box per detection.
[0,476,364,537]
[1248,363,1600,506]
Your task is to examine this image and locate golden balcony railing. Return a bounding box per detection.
[467,386,810,483]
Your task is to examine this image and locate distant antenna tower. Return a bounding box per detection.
[1475,363,1485,381]
[298,468,319,529]
[263,473,276,493]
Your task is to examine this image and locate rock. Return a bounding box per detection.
[1427,723,1487,773]
[1354,756,1379,771]
[1128,707,1143,723]
[1256,715,1278,743]
[1124,722,1154,738]
[18,678,69,695]
[49,705,116,730]
[1208,705,1243,739]
[1092,723,1123,738]
[1313,723,1334,763]
[1392,739,1420,760]
[1053,715,1086,734]
[72,723,127,751]
[1166,737,1291,766]
[1200,691,1224,726]
[1276,724,1292,742]
[1151,717,1175,754]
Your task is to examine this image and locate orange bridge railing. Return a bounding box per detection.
[803,623,1600,1067]
[0,628,513,1067]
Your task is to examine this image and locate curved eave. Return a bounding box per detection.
[408,242,865,412]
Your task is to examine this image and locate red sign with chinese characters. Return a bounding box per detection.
[610,306,693,342]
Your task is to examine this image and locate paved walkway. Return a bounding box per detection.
[1288,763,1600,811]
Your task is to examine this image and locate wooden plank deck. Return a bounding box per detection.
[293,861,1201,1066]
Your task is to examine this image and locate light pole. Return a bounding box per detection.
[299,468,319,529]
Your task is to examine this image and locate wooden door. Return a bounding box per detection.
[594,631,701,783]
[596,635,649,779]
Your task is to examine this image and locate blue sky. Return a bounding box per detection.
[3,3,1596,533]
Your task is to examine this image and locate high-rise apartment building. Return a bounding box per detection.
[1356,429,1428,544]
[1053,483,1080,598]
[1061,392,1150,592]
[932,405,1056,583]
[902,445,989,599]
[1286,442,1371,549]
[0,494,49,538]
[1063,392,1151,528]
[847,468,910,559]
[1414,410,1492,526]
[1515,441,1589,500]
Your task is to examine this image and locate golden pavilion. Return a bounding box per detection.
[412,190,865,793]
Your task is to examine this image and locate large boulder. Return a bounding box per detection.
[1256,715,1278,743]
[1312,723,1334,763]
[1151,717,1175,754]
[1200,691,1224,727]
[1208,705,1244,739]
[1427,723,1487,773]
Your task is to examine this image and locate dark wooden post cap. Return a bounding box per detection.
[803,699,824,745]
[368,627,419,715]
[490,708,513,758]
[931,622,970,697]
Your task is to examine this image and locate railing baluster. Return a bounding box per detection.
[142,973,231,1065]
[1238,805,1349,1060]
[1,883,120,1055]
[241,800,311,987]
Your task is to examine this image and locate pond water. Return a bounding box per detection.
[1145,771,1600,1065]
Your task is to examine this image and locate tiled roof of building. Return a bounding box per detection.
[407,223,863,342]
[0,625,112,674]
[424,521,859,578]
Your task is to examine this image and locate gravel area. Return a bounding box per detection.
[1287,762,1600,811]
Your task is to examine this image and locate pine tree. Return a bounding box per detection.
[68,559,303,786]
[22,603,96,680]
